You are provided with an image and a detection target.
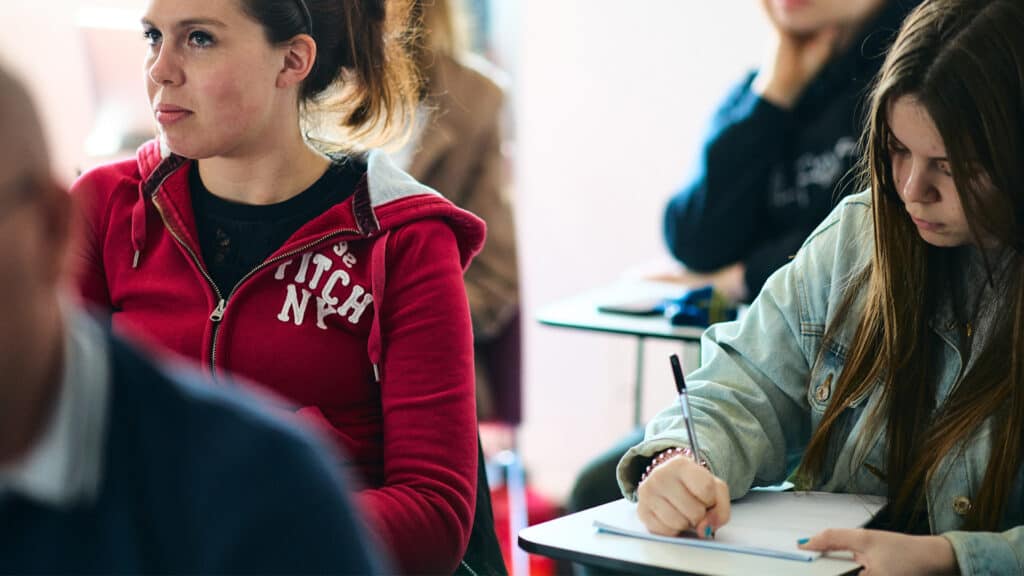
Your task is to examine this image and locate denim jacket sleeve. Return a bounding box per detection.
[617,191,875,500]
[944,529,1024,576]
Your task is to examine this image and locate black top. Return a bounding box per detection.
[190,158,365,295]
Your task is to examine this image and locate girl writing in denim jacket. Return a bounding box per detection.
[619,1,1024,573]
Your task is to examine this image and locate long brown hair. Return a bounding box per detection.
[796,0,1024,531]
[242,0,420,147]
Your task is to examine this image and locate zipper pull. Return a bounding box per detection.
[210,298,227,322]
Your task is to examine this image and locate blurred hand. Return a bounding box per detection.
[705,262,747,303]
[636,455,731,539]
[799,529,958,575]
[753,0,842,108]
[641,261,747,304]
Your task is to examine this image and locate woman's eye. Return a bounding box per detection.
[887,139,907,155]
[936,161,952,177]
[143,29,162,46]
[188,30,215,48]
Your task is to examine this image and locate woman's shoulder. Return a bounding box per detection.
[70,156,145,233]
[71,155,142,200]
[430,53,505,114]
[361,150,485,267]
[801,190,874,253]
[783,190,875,329]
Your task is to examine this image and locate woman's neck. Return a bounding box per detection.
[197,130,331,206]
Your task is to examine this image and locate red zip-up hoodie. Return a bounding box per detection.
[72,140,485,574]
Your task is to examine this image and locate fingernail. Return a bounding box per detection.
[797,537,810,545]
[704,526,712,538]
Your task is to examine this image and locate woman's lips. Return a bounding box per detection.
[773,0,809,11]
[911,216,942,232]
[154,106,192,126]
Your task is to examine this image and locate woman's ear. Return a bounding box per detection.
[277,34,317,89]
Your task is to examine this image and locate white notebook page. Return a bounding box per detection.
[594,491,886,562]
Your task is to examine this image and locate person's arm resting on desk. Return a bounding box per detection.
[664,74,791,283]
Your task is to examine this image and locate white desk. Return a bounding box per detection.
[536,281,705,341]
[536,281,705,427]
[518,500,863,576]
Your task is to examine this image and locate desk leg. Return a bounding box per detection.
[633,336,645,428]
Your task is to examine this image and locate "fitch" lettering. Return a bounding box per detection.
[274,241,372,328]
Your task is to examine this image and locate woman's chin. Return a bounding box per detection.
[159,134,208,161]
[918,230,970,248]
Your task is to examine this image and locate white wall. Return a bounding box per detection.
[515,0,769,501]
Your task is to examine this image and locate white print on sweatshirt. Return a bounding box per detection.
[274,241,373,329]
[771,136,858,209]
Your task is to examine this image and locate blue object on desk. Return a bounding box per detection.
[662,285,738,327]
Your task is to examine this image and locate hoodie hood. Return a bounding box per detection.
[131,139,485,270]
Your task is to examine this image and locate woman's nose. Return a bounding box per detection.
[147,46,183,87]
[898,160,937,204]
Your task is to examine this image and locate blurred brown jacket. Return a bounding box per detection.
[405,53,519,417]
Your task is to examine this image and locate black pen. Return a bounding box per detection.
[670,353,703,460]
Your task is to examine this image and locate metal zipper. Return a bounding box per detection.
[206,230,359,374]
[152,195,226,375]
[150,193,358,375]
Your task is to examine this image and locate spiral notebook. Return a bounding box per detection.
[593,491,886,562]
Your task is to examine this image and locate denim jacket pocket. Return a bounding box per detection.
[806,340,884,483]
[807,341,875,418]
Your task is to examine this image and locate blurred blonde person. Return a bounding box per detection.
[397,0,519,421]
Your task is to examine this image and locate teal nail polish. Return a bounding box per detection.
[704,526,712,538]
[797,537,810,545]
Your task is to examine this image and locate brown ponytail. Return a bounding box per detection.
[243,0,420,147]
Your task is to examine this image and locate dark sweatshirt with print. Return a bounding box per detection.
[664,0,921,297]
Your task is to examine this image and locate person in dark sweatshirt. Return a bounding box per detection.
[0,63,385,575]
[664,0,920,301]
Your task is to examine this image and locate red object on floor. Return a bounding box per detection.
[491,484,563,575]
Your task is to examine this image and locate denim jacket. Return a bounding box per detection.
[617,191,1024,575]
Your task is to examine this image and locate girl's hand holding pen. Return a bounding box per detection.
[636,453,731,540]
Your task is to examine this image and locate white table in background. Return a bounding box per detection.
[536,281,704,427]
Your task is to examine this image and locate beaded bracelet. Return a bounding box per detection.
[639,446,709,486]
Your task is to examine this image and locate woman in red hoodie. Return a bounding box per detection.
[71,1,485,573]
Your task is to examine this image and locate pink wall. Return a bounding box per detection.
[514,0,768,500]
[0,0,145,183]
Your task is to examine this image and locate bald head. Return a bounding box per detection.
[0,64,50,191]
